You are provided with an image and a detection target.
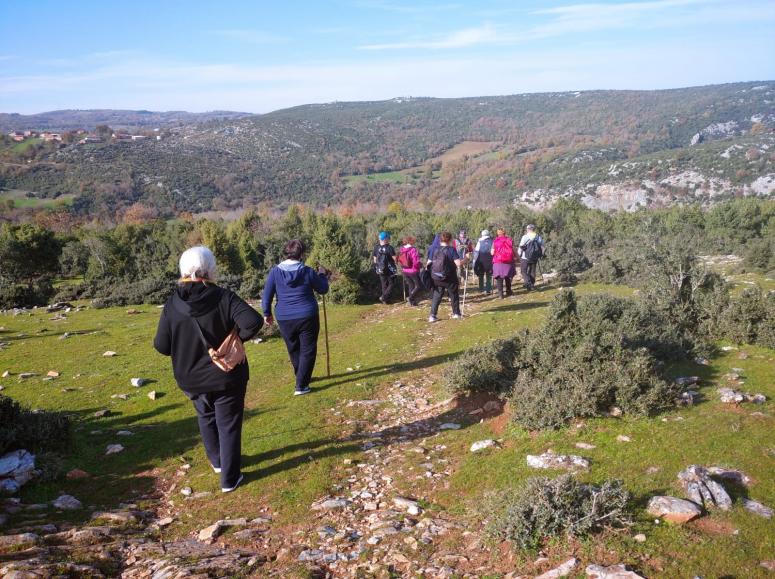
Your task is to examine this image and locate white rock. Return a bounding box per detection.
[393,496,422,514]
[527,451,589,470]
[536,557,578,579]
[470,439,498,452]
[1,370,9,378]
[575,442,596,450]
[116,431,133,436]
[102,351,117,357]
[646,496,702,523]
[586,563,646,578]
[53,494,82,510]
[678,465,732,510]
[312,498,351,510]
[742,498,773,518]
[147,390,158,400]
[633,533,647,543]
[180,487,193,496]
[616,435,632,443]
[105,444,125,455]
[130,378,147,387]
[198,521,223,542]
[439,423,461,430]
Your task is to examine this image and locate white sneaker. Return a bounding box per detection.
[221,473,244,493]
[428,315,438,323]
[451,314,463,319]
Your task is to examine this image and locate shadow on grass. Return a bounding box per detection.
[486,300,549,314]
[312,352,464,391]
[0,329,101,342]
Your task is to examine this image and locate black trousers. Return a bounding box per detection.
[431,281,461,316]
[277,315,320,390]
[496,277,513,298]
[379,274,395,302]
[404,273,421,305]
[189,382,247,489]
[521,259,537,289]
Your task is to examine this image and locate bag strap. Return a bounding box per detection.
[191,317,212,350]
[190,288,230,350]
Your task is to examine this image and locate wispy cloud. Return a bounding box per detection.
[357,0,775,51]
[359,24,497,50]
[210,29,287,44]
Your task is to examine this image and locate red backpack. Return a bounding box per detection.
[398,247,413,269]
[493,236,514,263]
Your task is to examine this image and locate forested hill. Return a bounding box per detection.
[1,82,774,220]
[0,109,251,132]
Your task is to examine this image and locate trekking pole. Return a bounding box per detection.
[402,274,406,303]
[462,265,469,314]
[316,263,331,378]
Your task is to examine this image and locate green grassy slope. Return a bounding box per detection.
[0,280,772,576]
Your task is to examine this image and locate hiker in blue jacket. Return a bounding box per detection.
[262,239,329,396]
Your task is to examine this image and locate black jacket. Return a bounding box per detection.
[153,283,264,394]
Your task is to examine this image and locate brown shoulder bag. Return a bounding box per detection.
[193,321,246,372]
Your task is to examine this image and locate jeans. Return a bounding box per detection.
[430,281,461,316]
[277,315,320,390]
[403,273,421,305]
[521,260,537,289]
[378,274,395,302]
[478,272,492,293]
[189,383,247,489]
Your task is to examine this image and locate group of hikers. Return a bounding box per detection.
[153,225,543,493]
[372,225,545,321]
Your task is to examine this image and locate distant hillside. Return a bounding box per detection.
[0,82,773,218]
[0,109,252,132]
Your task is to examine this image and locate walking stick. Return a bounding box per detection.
[316,262,331,378]
[462,265,469,314]
[402,274,406,303]
[321,292,331,378]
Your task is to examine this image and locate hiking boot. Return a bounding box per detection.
[428,315,438,323]
[221,473,244,493]
[378,296,386,304]
[451,314,463,320]
[294,386,312,396]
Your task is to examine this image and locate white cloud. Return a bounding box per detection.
[1,34,772,114]
[359,24,497,50]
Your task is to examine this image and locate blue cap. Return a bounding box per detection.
[379,231,390,241]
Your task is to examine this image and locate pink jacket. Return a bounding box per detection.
[398,245,421,274]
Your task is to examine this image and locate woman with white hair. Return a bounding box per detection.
[154,246,263,493]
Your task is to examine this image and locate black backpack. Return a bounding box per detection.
[431,247,456,283]
[474,238,494,275]
[521,238,543,264]
[375,245,396,275]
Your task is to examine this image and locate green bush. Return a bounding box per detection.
[719,287,775,348]
[0,276,55,309]
[485,475,630,549]
[327,277,361,305]
[0,395,71,455]
[441,336,522,396]
[509,291,680,429]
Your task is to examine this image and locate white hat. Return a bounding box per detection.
[480,229,490,238]
[179,246,217,280]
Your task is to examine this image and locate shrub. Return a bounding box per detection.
[485,475,630,549]
[509,291,680,429]
[441,336,522,396]
[719,287,775,348]
[0,395,71,455]
[327,277,361,305]
[0,276,55,309]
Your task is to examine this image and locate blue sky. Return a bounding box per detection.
[1,0,774,114]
